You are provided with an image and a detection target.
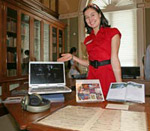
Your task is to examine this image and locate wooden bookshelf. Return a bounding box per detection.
[0,0,66,101]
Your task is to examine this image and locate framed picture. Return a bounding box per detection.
[76,79,104,103]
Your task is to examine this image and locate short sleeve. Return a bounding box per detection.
[111,28,121,39]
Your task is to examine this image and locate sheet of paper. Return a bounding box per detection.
[106,83,127,101]
[87,109,121,131]
[121,111,147,131]
[37,105,147,131]
[38,106,104,131]
[106,104,129,110]
[126,82,145,103]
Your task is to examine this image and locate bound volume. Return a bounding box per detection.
[106,81,145,103]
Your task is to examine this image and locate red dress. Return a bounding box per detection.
[84,27,121,97]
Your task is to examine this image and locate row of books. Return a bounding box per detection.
[7,20,17,33]
[7,37,17,47]
[7,52,16,63]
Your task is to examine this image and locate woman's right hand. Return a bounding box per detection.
[57,53,72,62]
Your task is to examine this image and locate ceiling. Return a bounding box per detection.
[59,0,80,14]
[58,0,138,14]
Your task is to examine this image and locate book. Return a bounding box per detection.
[106,81,145,103]
[40,94,64,103]
[76,79,104,103]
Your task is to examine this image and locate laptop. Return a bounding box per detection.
[28,61,72,95]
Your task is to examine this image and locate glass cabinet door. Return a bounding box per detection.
[34,19,40,61]
[6,8,17,76]
[44,23,50,61]
[52,27,57,61]
[59,29,63,55]
[21,14,30,75]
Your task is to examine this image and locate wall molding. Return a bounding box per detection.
[59,12,78,19]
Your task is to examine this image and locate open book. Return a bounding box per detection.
[76,79,104,103]
[106,82,145,103]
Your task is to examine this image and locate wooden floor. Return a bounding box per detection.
[0,114,20,131]
[0,104,8,117]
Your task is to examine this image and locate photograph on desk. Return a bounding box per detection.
[106,81,145,103]
[76,79,104,103]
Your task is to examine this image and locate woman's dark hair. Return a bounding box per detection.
[69,47,76,54]
[25,50,29,56]
[83,4,111,34]
[68,47,77,69]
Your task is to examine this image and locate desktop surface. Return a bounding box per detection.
[4,85,150,131]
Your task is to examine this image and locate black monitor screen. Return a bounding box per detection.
[30,63,64,84]
[121,67,140,79]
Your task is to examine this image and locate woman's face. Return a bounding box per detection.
[84,8,101,32]
[73,51,77,56]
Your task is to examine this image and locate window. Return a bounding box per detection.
[104,9,138,66]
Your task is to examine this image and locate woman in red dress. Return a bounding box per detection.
[57,3,122,97]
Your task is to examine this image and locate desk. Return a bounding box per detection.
[4,91,150,131]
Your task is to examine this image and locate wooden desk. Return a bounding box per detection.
[4,91,150,131]
[4,92,75,130]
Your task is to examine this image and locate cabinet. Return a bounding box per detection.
[34,19,41,61]
[52,27,57,61]
[44,23,50,61]
[0,0,65,100]
[59,29,64,56]
[6,7,17,76]
[21,14,30,75]
[52,27,64,61]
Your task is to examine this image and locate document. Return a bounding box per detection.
[106,103,129,110]
[106,82,145,103]
[2,96,23,103]
[76,79,104,103]
[37,105,147,131]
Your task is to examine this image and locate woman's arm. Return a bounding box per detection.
[57,53,89,67]
[73,61,81,73]
[111,34,122,82]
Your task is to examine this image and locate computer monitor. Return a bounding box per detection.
[121,66,140,79]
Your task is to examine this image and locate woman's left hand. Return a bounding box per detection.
[57,53,72,62]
